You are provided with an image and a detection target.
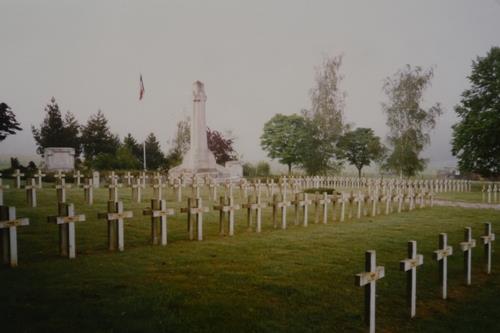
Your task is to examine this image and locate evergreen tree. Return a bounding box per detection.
[0,102,22,142]
[144,132,166,170]
[123,133,143,161]
[81,110,120,162]
[31,97,82,156]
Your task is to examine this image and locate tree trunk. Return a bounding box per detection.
[288,164,292,175]
[358,167,362,178]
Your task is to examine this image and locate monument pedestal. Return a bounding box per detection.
[169,81,237,181]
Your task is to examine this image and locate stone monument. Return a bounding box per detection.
[44,147,75,172]
[169,81,237,181]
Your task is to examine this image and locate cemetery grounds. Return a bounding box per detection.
[0,179,499,332]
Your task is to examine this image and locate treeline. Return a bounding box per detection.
[30,98,237,171]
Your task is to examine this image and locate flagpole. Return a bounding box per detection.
[139,73,147,171]
[143,141,146,171]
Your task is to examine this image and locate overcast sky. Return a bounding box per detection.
[1,0,499,170]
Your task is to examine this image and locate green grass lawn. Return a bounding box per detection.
[0,180,499,332]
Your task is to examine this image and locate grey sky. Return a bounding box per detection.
[1,0,499,169]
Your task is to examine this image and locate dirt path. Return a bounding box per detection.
[433,199,500,210]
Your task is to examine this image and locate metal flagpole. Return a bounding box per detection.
[143,141,146,171]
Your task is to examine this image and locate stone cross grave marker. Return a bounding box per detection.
[191,177,202,199]
[292,193,306,226]
[181,197,209,241]
[143,199,174,246]
[0,206,29,267]
[241,194,267,233]
[131,178,142,203]
[47,203,86,259]
[0,178,9,205]
[400,240,424,318]
[55,178,71,203]
[480,222,495,274]
[35,169,46,188]
[107,178,122,202]
[73,170,83,187]
[25,178,37,208]
[54,170,65,183]
[12,169,24,189]
[140,172,148,187]
[152,177,166,200]
[459,227,476,285]
[302,193,312,227]
[271,193,291,230]
[355,250,385,333]
[172,178,182,202]
[315,192,331,224]
[213,196,240,236]
[98,201,133,251]
[83,178,93,205]
[433,233,453,299]
[124,172,134,187]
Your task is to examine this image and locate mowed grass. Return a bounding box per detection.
[0,179,499,332]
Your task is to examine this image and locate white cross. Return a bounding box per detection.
[98,201,133,251]
[181,197,209,241]
[131,179,142,203]
[34,169,46,188]
[143,199,174,246]
[47,203,86,259]
[55,179,71,203]
[82,178,94,205]
[12,169,24,189]
[73,170,82,187]
[0,206,29,267]
[459,227,476,285]
[124,172,134,187]
[481,222,496,274]
[400,240,424,318]
[213,196,240,236]
[355,250,385,333]
[433,233,453,299]
[24,178,37,207]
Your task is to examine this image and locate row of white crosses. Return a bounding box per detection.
[355,223,496,333]
[482,183,500,204]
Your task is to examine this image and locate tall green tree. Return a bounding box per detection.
[0,102,22,142]
[145,132,166,170]
[382,65,442,177]
[31,97,82,156]
[165,117,190,169]
[302,55,346,174]
[123,133,143,162]
[260,113,309,174]
[81,110,120,162]
[452,47,500,178]
[337,128,385,177]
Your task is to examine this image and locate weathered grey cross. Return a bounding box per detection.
[55,178,71,203]
[143,199,175,246]
[213,196,240,236]
[98,201,133,251]
[0,206,29,267]
[47,203,86,259]
[181,197,209,241]
[25,178,37,208]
